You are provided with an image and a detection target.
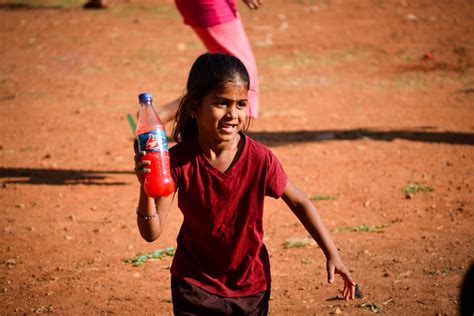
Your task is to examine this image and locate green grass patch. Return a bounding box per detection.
[110,3,179,18]
[393,73,427,88]
[79,65,105,75]
[297,0,330,5]
[262,48,365,69]
[357,302,384,313]
[123,247,175,266]
[425,266,460,276]
[282,237,315,249]
[316,48,366,66]
[334,224,385,233]
[20,146,39,152]
[310,195,336,201]
[402,183,433,193]
[134,48,164,71]
[357,298,393,313]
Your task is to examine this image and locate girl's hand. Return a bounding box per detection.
[134,140,150,184]
[243,0,262,10]
[134,151,150,184]
[327,256,356,301]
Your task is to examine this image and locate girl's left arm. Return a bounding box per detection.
[281,178,356,301]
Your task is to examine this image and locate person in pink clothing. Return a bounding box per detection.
[158,0,262,123]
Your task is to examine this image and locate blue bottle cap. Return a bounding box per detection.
[138,92,153,103]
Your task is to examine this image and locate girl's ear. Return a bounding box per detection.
[189,107,196,119]
[189,99,200,118]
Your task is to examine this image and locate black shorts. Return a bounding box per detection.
[171,276,270,316]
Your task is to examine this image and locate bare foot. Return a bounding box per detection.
[83,0,108,9]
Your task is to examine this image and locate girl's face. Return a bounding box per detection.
[193,80,248,145]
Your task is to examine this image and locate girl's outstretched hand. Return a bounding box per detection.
[326,256,356,301]
[243,0,262,10]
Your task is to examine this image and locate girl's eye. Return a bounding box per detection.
[215,102,227,108]
[237,101,248,109]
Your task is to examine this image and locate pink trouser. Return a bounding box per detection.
[192,17,259,118]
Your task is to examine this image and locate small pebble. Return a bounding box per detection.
[355,284,363,299]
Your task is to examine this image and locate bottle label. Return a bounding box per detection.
[138,130,169,152]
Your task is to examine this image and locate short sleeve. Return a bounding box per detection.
[265,150,288,198]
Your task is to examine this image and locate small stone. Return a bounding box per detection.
[278,22,289,32]
[355,284,364,298]
[406,13,418,22]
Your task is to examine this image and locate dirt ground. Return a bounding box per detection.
[1,0,473,314]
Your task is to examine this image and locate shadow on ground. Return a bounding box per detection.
[2,129,472,185]
[0,3,66,10]
[248,128,474,146]
[0,167,132,186]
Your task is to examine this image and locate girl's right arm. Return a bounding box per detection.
[281,178,355,300]
[134,150,174,242]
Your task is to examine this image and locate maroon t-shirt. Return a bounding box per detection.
[169,133,288,297]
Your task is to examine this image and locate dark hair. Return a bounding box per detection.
[460,263,474,316]
[172,53,251,142]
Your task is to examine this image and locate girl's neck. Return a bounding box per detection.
[199,133,245,173]
[198,132,242,159]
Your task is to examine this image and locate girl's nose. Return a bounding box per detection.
[226,105,238,117]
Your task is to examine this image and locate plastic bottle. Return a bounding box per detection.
[136,92,175,198]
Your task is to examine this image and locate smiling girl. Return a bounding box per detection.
[134,53,355,315]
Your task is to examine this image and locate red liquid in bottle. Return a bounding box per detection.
[136,93,175,198]
[141,142,175,197]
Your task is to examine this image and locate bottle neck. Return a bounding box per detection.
[136,100,163,135]
[140,101,153,107]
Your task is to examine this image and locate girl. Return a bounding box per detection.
[134,53,355,315]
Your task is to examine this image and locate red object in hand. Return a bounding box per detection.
[142,151,175,197]
[136,93,175,198]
